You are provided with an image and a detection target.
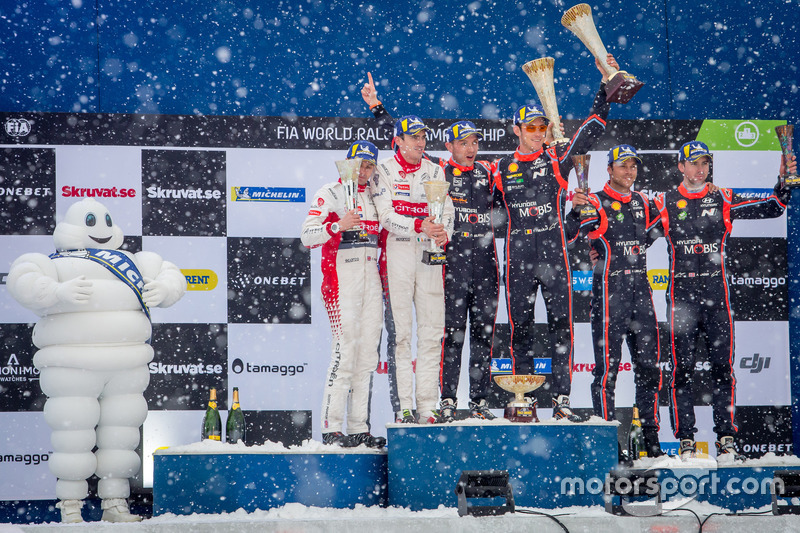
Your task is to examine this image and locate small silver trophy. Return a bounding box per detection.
[421,180,450,265]
[493,375,547,422]
[561,3,644,104]
[775,125,800,188]
[334,158,369,243]
[521,57,568,145]
[572,154,597,219]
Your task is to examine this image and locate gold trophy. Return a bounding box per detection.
[572,154,597,219]
[775,125,800,188]
[493,375,547,422]
[334,158,369,243]
[521,57,568,145]
[421,180,450,265]
[561,3,644,104]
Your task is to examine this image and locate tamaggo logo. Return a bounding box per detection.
[572,271,592,291]
[182,269,218,291]
[231,186,305,203]
[230,357,307,376]
[491,358,513,374]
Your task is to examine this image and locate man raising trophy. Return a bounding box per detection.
[492,53,620,422]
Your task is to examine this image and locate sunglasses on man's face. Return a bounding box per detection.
[522,124,548,133]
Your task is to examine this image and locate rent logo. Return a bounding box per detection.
[491,358,513,374]
[572,271,592,291]
[230,186,305,202]
[182,269,218,291]
[649,269,669,290]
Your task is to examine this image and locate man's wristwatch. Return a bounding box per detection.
[330,222,340,234]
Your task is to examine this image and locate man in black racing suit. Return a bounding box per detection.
[654,140,795,461]
[492,54,618,421]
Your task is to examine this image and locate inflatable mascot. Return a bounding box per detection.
[7,198,186,523]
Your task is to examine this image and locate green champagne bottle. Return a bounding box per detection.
[201,388,222,441]
[628,404,644,459]
[225,387,246,444]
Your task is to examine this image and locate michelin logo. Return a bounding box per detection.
[231,187,306,202]
[491,358,513,374]
[731,188,773,201]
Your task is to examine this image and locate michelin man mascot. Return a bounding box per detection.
[6,198,186,523]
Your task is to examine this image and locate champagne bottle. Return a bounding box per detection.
[225,387,246,444]
[201,388,222,441]
[628,404,644,460]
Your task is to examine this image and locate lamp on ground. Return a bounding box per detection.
[454,470,515,517]
[604,468,662,517]
[772,469,800,515]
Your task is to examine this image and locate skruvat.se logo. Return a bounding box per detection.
[231,358,307,376]
[1,354,40,384]
[148,360,224,375]
[146,186,223,199]
[62,186,136,198]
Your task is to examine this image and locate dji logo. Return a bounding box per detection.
[740,353,770,374]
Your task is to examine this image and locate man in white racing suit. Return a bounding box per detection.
[301,141,385,448]
[372,116,455,423]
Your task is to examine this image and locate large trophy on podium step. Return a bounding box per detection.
[493,374,547,422]
[334,157,369,243]
[521,57,568,145]
[561,3,644,104]
[775,125,800,188]
[572,154,597,219]
[421,180,450,265]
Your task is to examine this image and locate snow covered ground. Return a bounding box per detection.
[6,500,800,533]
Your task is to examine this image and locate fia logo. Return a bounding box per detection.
[740,353,770,374]
[5,118,31,137]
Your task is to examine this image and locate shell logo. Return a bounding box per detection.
[508,163,519,172]
[453,168,462,177]
[611,201,622,211]
[182,269,219,291]
[677,199,687,209]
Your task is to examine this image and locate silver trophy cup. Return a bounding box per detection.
[421,180,450,265]
[334,158,369,243]
[572,154,597,219]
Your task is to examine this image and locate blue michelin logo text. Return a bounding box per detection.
[232,186,306,202]
[731,188,772,200]
[572,271,592,291]
[534,358,552,374]
[491,358,513,374]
